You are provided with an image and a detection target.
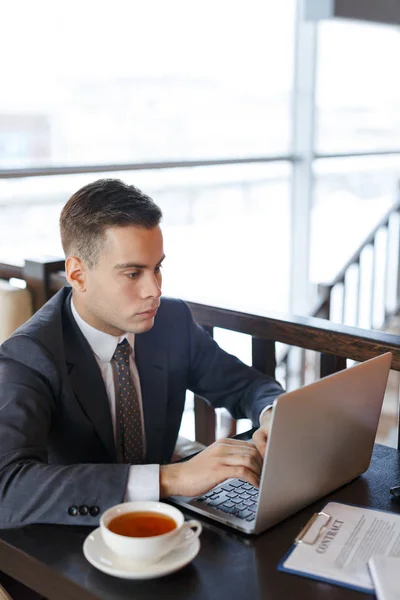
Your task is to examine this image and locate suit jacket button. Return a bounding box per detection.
[79,505,89,516]
[89,506,100,517]
[68,506,78,516]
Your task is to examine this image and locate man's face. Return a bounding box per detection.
[74,225,164,336]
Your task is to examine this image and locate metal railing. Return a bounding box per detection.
[314,192,400,329]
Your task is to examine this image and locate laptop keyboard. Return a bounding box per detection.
[195,479,259,521]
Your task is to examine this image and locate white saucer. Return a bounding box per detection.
[83,527,200,580]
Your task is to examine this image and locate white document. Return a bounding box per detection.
[280,502,400,592]
[369,556,400,600]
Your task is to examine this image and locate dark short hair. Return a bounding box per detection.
[60,178,162,268]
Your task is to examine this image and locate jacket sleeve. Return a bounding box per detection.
[0,338,130,528]
[183,302,284,425]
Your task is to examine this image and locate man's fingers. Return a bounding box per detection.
[225,466,260,489]
[215,438,259,450]
[252,430,267,445]
[215,441,263,470]
[189,438,264,492]
[221,451,262,477]
[226,446,263,471]
[252,429,268,457]
[172,441,264,496]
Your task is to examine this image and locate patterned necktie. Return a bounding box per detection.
[113,339,144,464]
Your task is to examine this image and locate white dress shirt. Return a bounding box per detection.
[71,299,160,501]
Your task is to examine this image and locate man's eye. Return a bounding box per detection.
[127,272,140,279]
[155,265,163,273]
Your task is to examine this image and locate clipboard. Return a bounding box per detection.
[278,501,400,593]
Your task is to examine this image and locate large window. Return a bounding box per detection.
[0,161,291,312]
[0,0,295,168]
[1,6,399,319]
[316,20,400,154]
[311,19,400,322]
[310,155,400,285]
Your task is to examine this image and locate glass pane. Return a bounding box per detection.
[310,155,400,286]
[0,162,291,313]
[316,20,400,153]
[0,0,295,168]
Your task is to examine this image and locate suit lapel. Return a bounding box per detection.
[62,297,116,461]
[62,293,169,464]
[135,329,168,464]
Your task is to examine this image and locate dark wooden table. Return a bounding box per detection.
[0,444,399,600]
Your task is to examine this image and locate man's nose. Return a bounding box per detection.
[141,272,162,298]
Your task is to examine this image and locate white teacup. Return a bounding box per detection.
[100,501,202,565]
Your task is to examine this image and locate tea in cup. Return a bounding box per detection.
[100,501,202,565]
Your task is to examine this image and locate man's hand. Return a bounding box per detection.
[252,407,273,458]
[159,438,263,498]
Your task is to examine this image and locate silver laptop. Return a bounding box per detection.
[170,352,392,535]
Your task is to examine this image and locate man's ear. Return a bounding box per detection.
[65,256,87,292]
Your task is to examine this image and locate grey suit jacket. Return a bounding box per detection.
[0,288,283,527]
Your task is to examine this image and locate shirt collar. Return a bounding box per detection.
[71,297,135,363]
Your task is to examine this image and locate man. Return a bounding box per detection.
[0,178,283,528]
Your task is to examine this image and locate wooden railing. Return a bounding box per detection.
[2,257,400,447]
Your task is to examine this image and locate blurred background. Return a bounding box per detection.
[1,0,400,444]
